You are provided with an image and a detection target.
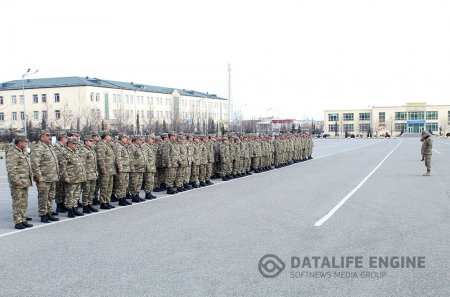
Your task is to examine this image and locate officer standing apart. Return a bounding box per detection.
[420,131,432,176]
[6,134,34,229]
[31,130,60,223]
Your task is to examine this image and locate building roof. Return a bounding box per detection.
[0,76,225,100]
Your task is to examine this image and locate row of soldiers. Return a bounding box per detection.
[5,129,314,229]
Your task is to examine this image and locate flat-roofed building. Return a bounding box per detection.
[324,102,450,137]
[0,76,228,132]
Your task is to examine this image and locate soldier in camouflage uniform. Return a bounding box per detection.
[6,134,34,229]
[90,131,101,205]
[143,135,157,199]
[154,133,168,192]
[203,135,214,185]
[219,137,232,180]
[60,137,86,218]
[163,132,180,194]
[95,131,117,210]
[129,136,146,202]
[189,135,201,188]
[54,131,68,213]
[31,130,60,223]
[114,134,132,206]
[79,135,99,213]
[198,135,209,186]
[175,134,189,192]
[183,134,194,190]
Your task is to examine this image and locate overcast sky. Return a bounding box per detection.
[2,0,450,120]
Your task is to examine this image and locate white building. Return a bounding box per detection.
[0,76,228,132]
[324,102,450,137]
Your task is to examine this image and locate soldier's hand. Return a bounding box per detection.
[64,178,70,183]
[14,181,23,187]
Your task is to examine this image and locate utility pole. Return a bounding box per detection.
[228,63,232,132]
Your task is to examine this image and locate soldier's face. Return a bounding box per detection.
[18,140,28,150]
[41,134,51,144]
[85,140,93,148]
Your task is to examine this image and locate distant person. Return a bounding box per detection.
[420,131,432,176]
[6,134,33,229]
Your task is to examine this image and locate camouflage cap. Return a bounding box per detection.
[57,131,68,138]
[16,133,29,142]
[67,137,78,144]
[40,130,51,136]
[69,130,80,136]
[83,135,93,141]
[168,131,177,137]
[100,130,111,137]
[161,133,168,138]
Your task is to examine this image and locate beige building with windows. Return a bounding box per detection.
[0,76,228,132]
[324,103,450,137]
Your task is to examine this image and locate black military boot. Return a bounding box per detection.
[56,203,67,213]
[73,208,84,216]
[67,209,75,218]
[107,202,116,208]
[199,181,206,187]
[167,187,177,194]
[131,195,141,203]
[47,213,60,221]
[22,221,33,228]
[191,181,199,188]
[83,206,91,214]
[77,201,83,208]
[110,194,119,202]
[126,193,132,200]
[184,183,192,190]
[222,176,228,181]
[41,215,50,223]
[88,205,99,212]
[153,187,162,192]
[206,180,213,185]
[100,203,111,210]
[118,198,128,206]
[177,187,185,192]
[137,194,146,202]
[160,183,167,191]
[15,223,26,229]
[92,198,100,205]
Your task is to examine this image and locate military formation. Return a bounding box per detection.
[5,130,314,229]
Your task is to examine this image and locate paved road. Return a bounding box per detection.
[0,138,449,297]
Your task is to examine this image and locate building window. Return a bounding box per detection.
[90,92,94,102]
[42,111,47,119]
[20,112,25,121]
[54,93,60,103]
[96,93,100,102]
[408,111,424,120]
[55,110,61,119]
[359,113,370,121]
[33,94,38,104]
[426,111,438,120]
[395,123,407,132]
[12,112,17,121]
[426,122,438,132]
[33,111,39,120]
[19,95,24,105]
[0,112,4,121]
[328,113,339,121]
[11,95,17,105]
[379,112,385,123]
[328,124,339,133]
[359,124,370,131]
[0,96,4,105]
[343,113,354,121]
[343,124,354,132]
[42,94,47,103]
[395,112,406,121]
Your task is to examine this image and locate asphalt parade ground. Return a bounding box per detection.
[0,138,449,297]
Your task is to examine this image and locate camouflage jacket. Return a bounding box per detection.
[219,142,230,163]
[31,141,59,183]
[421,136,432,155]
[163,141,180,168]
[95,140,116,176]
[79,144,98,180]
[60,147,86,183]
[191,143,201,165]
[115,142,131,173]
[6,145,33,188]
[199,142,208,165]
[130,144,146,173]
[143,143,156,173]
[178,143,188,167]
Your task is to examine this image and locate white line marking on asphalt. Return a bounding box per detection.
[314,140,403,227]
[433,149,441,154]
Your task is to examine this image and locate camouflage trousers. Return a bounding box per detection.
[221,161,232,176]
[206,163,213,180]
[156,168,166,188]
[10,187,28,224]
[213,161,221,176]
[65,183,81,209]
[424,155,431,170]
[232,159,241,175]
[94,179,100,199]
[165,166,178,187]
[184,164,192,184]
[176,166,187,187]
[252,157,261,170]
[115,172,130,198]
[129,172,144,196]
[190,164,199,183]
[55,180,65,204]
[143,171,156,193]
[81,179,96,206]
[99,174,114,203]
[199,164,207,182]
[37,181,56,217]
[243,157,251,172]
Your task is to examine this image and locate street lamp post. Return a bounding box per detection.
[22,68,39,137]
